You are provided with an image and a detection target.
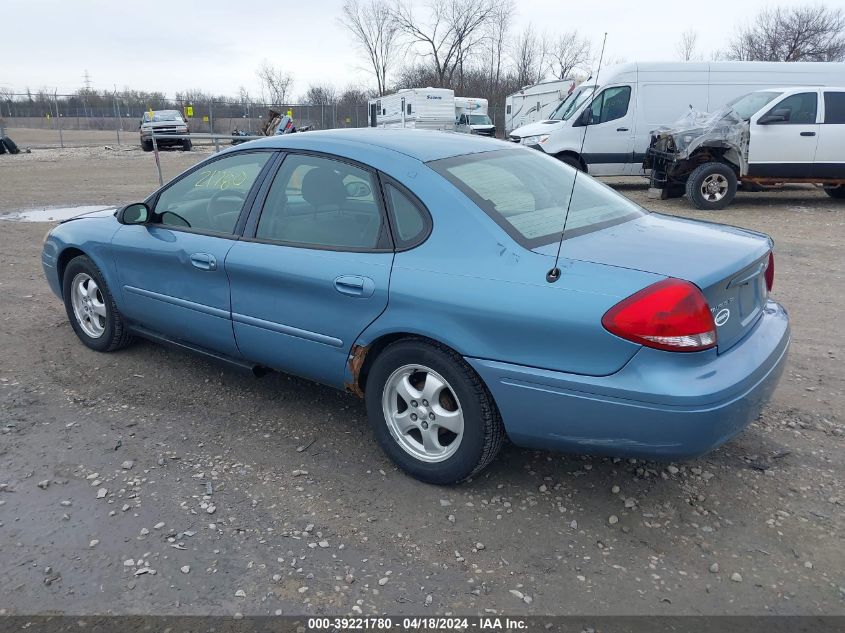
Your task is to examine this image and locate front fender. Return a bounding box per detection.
[43,218,123,305]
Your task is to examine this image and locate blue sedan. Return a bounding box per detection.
[41,130,789,484]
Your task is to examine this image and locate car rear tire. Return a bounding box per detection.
[686,162,737,210]
[364,338,505,484]
[557,154,584,172]
[141,139,153,152]
[62,255,134,353]
[824,185,845,199]
[182,139,192,151]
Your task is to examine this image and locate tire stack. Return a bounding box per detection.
[0,135,21,155]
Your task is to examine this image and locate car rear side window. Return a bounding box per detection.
[824,92,845,124]
[383,182,430,249]
[429,149,645,248]
[255,154,386,250]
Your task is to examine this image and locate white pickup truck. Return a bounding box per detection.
[644,86,845,209]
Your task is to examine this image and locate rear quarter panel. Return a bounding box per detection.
[357,164,661,376]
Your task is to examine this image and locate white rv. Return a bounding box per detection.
[368,88,455,130]
[505,79,575,135]
[454,97,496,137]
[508,61,845,176]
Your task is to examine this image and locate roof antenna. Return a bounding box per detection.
[546,32,608,283]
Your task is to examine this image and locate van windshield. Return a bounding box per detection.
[428,149,645,247]
[469,114,492,125]
[548,86,594,121]
[726,91,783,120]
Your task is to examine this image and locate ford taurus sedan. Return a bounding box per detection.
[41,129,790,484]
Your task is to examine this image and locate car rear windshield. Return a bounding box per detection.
[428,149,645,248]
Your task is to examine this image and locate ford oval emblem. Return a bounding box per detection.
[714,308,731,327]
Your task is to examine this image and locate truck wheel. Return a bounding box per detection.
[686,162,737,210]
[557,155,584,172]
[141,139,153,152]
[182,139,192,151]
[364,338,505,484]
[824,185,845,199]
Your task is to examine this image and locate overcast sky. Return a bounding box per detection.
[1,0,810,99]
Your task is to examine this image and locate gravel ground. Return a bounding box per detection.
[0,144,843,617]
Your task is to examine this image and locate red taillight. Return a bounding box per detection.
[764,251,774,292]
[602,279,717,352]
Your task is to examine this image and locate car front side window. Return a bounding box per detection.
[152,152,271,234]
[763,92,818,125]
[582,86,631,125]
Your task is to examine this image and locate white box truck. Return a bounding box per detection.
[508,61,845,176]
[368,88,455,131]
[505,79,576,135]
[454,97,496,136]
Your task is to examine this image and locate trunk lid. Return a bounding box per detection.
[534,213,772,352]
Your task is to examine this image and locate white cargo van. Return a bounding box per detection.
[508,61,845,176]
[505,79,575,134]
[368,88,455,131]
[454,97,496,136]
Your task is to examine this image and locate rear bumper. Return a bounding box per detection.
[467,301,789,460]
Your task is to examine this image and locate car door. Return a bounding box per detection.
[748,90,820,178]
[575,85,635,176]
[815,89,845,179]
[111,150,275,356]
[225,152,394,387]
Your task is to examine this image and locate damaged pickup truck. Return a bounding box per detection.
[644,87,845,209]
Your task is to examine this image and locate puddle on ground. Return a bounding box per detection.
[0,205,114,222]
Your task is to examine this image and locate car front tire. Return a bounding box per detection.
[141,139,153,152]
[557,154,584,172]
[686,162,738,210]
[182,139,192,151]
[62,255,134,353]
[365,339,505,485]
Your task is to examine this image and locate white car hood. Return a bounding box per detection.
[511,120,564,137]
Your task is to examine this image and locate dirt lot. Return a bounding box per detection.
[0,143,843,617]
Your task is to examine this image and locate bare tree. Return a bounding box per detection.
[341,0,400,96]
[548,30,591,80]
[390,0,503,87]
[257,61,293,106]
[304,84,339,105]
[483,0,513,93]
[675,29,699,61]
[511,24,551,87]
[725,4,845,61]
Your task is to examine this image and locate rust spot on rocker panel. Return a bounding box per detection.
[344,344,369,398]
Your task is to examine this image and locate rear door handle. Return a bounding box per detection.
[800,131,816,136]
[190,252,217,271]
[617,127,629,132]
[334,275,375,298]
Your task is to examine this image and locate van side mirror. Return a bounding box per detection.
[574,108,593,127]
[759,109,789,125]
[117,203,150,225]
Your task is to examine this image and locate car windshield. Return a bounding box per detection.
[145,111,184,123]
[469,114,492,125]
[726,91,783,120]
[548,86,594,121]
[429,149,645,247]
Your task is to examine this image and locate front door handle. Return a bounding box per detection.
[334,275,375,298]
[617,127,629,132]
[800,131,816,137]
[190,252,217,271]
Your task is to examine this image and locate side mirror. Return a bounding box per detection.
[574,108,593,127]
[758,109,789,124]
[117,203,150,225]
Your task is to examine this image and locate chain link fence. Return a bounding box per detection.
[0,93,371,148]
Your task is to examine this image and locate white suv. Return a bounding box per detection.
[645,86,845,209]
